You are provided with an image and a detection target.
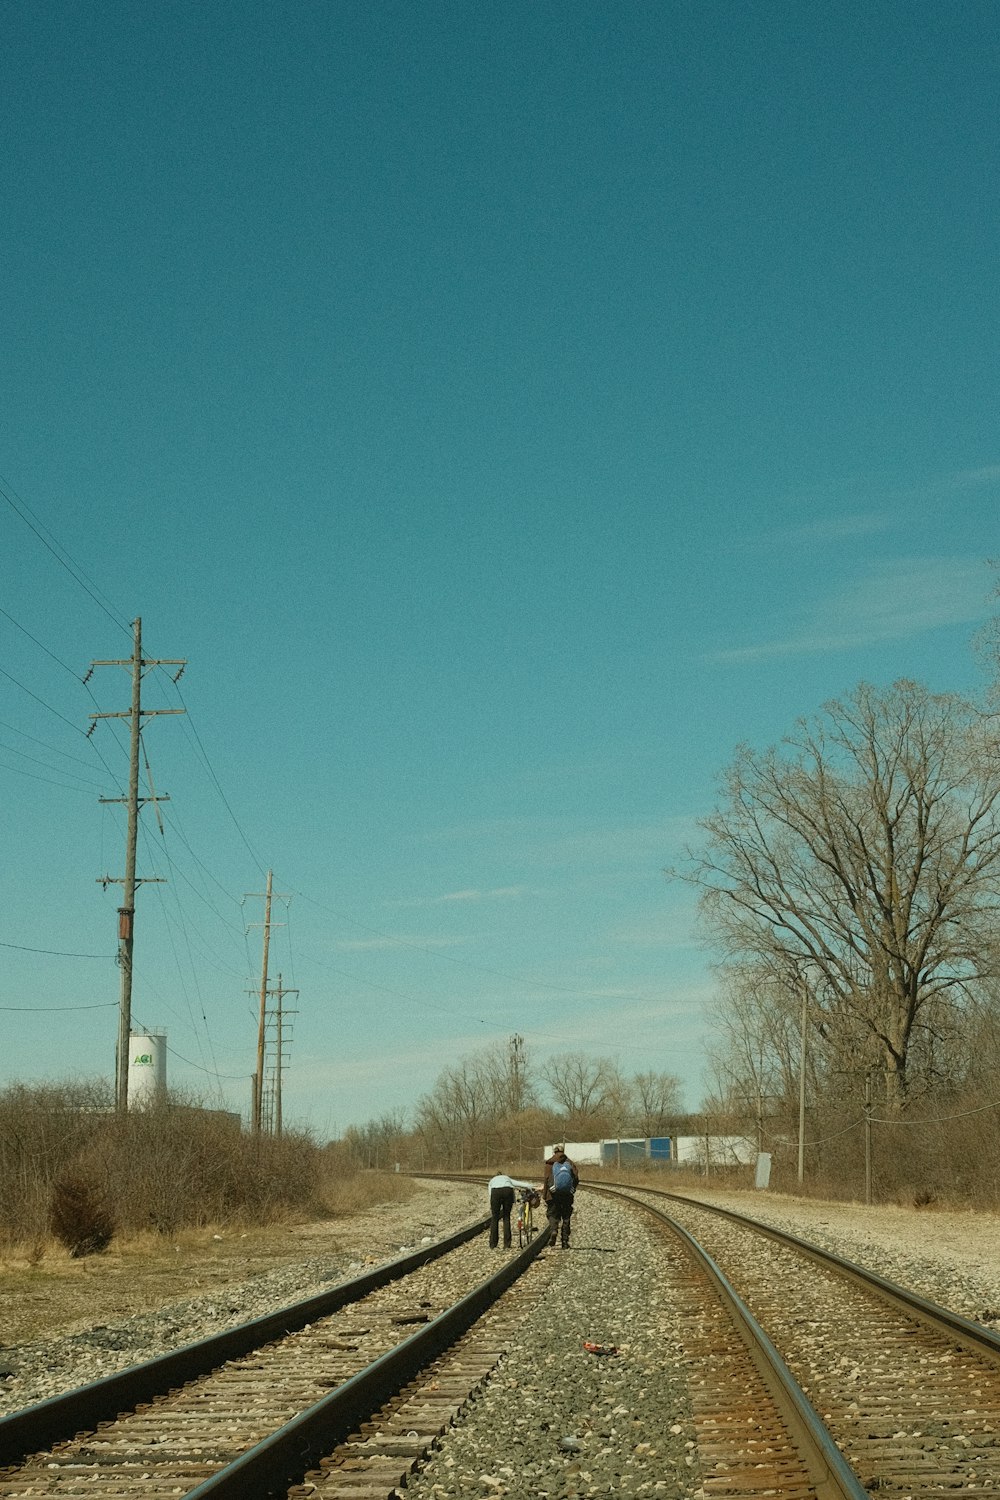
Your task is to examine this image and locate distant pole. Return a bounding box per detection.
[509,1032,524,1111]
[863,1074,869,1200]
[275,975,284,1139]
[245,874,291,1133]
[254,870,273,1134]
[271,974,299,1140]
[797,982,808,1187]
[116,618,142,1113]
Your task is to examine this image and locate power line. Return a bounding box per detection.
[0,474,131,636]
[0,758,98,793]
[159,806,246,933]
[0,738,106,788]
[0,1001,117,1011]
[288,884,615,997]
[0,663,86,737]
[140,814,227,1081]
[170,681,266,874]
[131,1013,248,1083]
[0,939,114,958]
[0,603,85,680]
[0,718,108,771]
[294,945,660,1052]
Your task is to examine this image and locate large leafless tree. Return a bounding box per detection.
[679,680,1000,1112]
[539,1052,626,1136]
[629,1070,685,1137]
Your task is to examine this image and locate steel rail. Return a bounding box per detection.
[0,1213,488,1468]
[611,1180,1000,1361]
[183,1216,549,1499]
[590,1184,869,1500]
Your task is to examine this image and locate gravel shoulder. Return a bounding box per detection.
[5,1174,1000,1438]
[0,1178,484,1413]
[671,1185,1000,1327]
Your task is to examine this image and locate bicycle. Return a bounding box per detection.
[516,1187,541,1247]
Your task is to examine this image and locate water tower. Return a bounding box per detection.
[127,1030,167,1109]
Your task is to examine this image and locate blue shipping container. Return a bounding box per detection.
[648,1137,672,1160]
[600,1138,646,1163]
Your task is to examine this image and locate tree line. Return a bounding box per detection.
[339,1037,684,1171]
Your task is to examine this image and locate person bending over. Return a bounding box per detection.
[487,1169,537,1248]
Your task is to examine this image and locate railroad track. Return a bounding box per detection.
[10,1181,995,1498]
[0,1216,548,1498]
[601,1181,1000,1496]
[0,1186,866,1500]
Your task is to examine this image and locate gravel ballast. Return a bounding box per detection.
[676,1186,1000,1330]
[5,1177,1000,1497]
[404,1196,696,1500]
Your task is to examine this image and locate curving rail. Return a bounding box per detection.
[597,1180,1000,1495]
[12,1176,988,1498]
[597,1186,868,1500]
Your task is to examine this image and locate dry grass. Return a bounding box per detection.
[0,1170,423,1346]
[317,1168,417,1216]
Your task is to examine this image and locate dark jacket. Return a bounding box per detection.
[543,1153,579,1199]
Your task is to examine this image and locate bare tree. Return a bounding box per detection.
[411,1039,539,1166]
[413,1055,491,1165]
[629,1070,684,1137]
[677,681,1000,1112]
[540,1052,625,1136]
[342,1111,408,1169]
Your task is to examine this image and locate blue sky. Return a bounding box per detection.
[2,2,997,1137]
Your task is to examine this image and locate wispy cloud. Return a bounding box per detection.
[428,814,701,868]
[608,918,702,953]
[395,885,532,908]
[711,556,992,664]
[335,934,469,952]
[945,465,1000,490]
[784,512,893,542]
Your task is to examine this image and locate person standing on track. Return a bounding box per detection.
[543,1145,579,1248]
[487,1170,537,1249]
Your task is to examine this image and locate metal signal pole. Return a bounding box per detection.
[255,870,273,1134]
[245,872,290,1133]
[88,618,186,1112]
[271,973,299,1138]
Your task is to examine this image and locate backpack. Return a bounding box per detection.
[551,1158,574,1191]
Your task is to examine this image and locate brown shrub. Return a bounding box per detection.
[0,1079,114,1246]
[49,1175,116,1257]
[0,1080,326,1249]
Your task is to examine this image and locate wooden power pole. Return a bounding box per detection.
[88,617,185,1113]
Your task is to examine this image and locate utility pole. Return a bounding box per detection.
[88,618,185,1113]
[255,870,272,1135]
[274,974,298,1137]
[264,973,298,1138]
[864,1071,873,1206]
[797,981,808,1187]
[509,1033,525,1113]
[245,871,290,1133]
